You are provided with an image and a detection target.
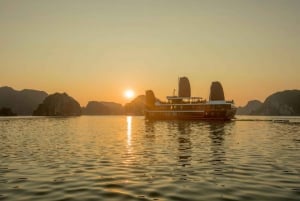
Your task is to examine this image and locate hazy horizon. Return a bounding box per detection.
[1,0,299,106]
[1,84,300,108]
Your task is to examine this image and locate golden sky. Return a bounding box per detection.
[0,0,299,106]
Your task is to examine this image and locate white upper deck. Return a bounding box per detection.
[155,96,235,106]
[166,96,203,102]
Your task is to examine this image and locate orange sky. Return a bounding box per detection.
[1,0,299,106]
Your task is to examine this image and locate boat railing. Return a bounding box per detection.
[165,96,206,104]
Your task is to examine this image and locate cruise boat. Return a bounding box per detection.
[144,77,236,120]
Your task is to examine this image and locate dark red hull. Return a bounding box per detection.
[145,108,236,121]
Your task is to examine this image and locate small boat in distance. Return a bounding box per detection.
[145,77,236,120]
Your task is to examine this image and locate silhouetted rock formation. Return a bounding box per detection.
[237,90,300,116]
[83,101,123,115]
[259,90,300,115]
[0,107,16,116]
[237,100,263,115]
[178,77,191,97]
[124,95,145,115]
[209,81,225,101]
[33,93,81,116]
[0,86,48,115]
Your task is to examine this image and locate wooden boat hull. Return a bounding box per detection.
[145,108,236,121]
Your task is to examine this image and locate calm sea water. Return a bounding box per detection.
[0,116,299,201]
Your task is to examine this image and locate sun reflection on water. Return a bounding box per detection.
[126,116,132,147]
[124,116,134,165]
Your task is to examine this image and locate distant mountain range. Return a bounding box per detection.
[0,86,144,116]
[82,101,124,115]
[81,96,145,116]
[237,90,300,116]
[124,95,145,115]
[236,100,263,115]
[0,86,48,115]
[1,86,299,116]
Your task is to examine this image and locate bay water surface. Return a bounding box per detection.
[0,116,299,201]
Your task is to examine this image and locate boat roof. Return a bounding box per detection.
[166,96,203,100]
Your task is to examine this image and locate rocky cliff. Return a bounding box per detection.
[258,90,300,116]
[0,107,17,116]
[237,100,263,115]
[124,95,145,115]
[0,86,48,115]
[237,90,300,116]
[33,93,81,116]
[83,101,123,115]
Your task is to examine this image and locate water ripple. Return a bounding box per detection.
[0,116,299,200]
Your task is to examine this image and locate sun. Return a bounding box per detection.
[124,89,135,99]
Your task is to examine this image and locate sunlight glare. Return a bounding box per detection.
[124,89,135,99]
[127,116,132,146]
